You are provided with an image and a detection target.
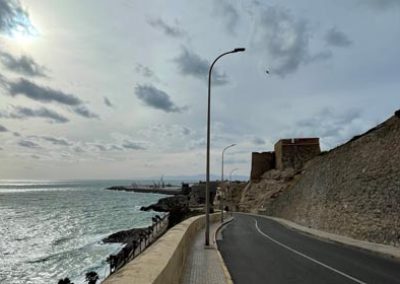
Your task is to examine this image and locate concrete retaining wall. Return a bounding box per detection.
[104,213,220,284]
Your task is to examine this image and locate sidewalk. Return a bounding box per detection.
[181,217,232,284]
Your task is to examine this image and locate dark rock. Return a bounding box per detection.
[140,195,188,212]
[103,227,145,244]
[395,109,400,118]
[141,195,190,227]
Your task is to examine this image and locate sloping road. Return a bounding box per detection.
[217,213,400,284]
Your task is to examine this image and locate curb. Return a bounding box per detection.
[236,212,400,261]
[213,216,235,284]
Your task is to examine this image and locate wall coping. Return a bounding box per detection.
[104,213,220,284]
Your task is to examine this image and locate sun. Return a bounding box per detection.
[5,11,39,44]
[9,27,38,44]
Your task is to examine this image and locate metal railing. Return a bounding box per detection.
[107,214,169,274]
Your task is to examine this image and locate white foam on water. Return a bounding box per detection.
[0,180,169,284]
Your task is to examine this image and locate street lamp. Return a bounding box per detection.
[205,48,245,246]
[220,144,236,222]
[229,168,239,181]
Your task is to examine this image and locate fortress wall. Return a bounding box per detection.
[275,138,321,170]
[250,152,275,181]
[267,113,400,247]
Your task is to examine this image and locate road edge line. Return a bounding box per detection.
[237,212,400,262]
[254,219,367,284]
[213,216,235,284]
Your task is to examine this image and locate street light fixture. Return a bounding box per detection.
[229,168,239,181]
[205,48,245,246]
[220,143,236,222]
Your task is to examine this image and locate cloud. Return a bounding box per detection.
[174,47,228,85]
[88,142,136,152]
[182,126,191,136]
[0,124,8,132]
[7,78,83,105]
[18,139,40,148]
[147,17,186,38]
[290,108,364,148]
[39,136,72,146]
[252,136,265,145]
[0,52,47,77]
[252,6,330,76]
[324,28,352,47]
[306,50,333,63]
[104,96,113,107]
[214,0,240,35]
[122,140,146,150]
[361,0,400,9]
[0,106,69,123]
[89,143,107,151]
[72,105,99,119]
[3,78,98,119]
[0,0,36,36]
[134,84,186,113]
[72,146,85,153]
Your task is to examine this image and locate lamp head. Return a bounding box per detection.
[233,47,245,52]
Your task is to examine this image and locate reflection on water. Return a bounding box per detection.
[0,180,167,284]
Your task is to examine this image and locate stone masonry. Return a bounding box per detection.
[274,138,321,170]
[250,152,275,181]
[266,112,400,247]
[250,138,320,181]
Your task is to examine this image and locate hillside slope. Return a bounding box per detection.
[243,111,400,247]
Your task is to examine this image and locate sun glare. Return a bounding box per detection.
[5,14,39,44]
[9,28,38,44]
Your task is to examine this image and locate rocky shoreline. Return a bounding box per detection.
[102,185,203,276]
[106,185,182,195]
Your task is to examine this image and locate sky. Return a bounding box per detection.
[0,0,399,180]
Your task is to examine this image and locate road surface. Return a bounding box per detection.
[217,213,400,284]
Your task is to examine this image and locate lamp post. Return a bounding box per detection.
[220,144,236,222]
[205,48,245,246]
[229,168,239,181]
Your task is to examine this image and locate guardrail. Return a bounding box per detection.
[107,214,169,274]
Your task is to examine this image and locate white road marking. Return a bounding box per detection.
[254,219,367,284]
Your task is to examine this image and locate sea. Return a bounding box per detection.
[0,179,176,284]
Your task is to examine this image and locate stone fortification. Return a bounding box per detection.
[250,138,320,181]
[250,152,275,181]
[265,112,400,247]
[274,138,320,170]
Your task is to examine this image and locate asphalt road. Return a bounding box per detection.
[217,213,400,284]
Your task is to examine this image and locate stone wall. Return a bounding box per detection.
[250,152,275,181]
[275,138,320,170]
[267,113,400,247]
[189,181,217,205]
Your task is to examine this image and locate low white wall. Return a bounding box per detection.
[103,213,219,284]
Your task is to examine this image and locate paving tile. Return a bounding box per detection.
[181,221,228,284]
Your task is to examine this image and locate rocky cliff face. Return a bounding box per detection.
[239,169,298,213]
[241,111,400,247]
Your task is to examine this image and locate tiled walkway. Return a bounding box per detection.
[181,218,232,284]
